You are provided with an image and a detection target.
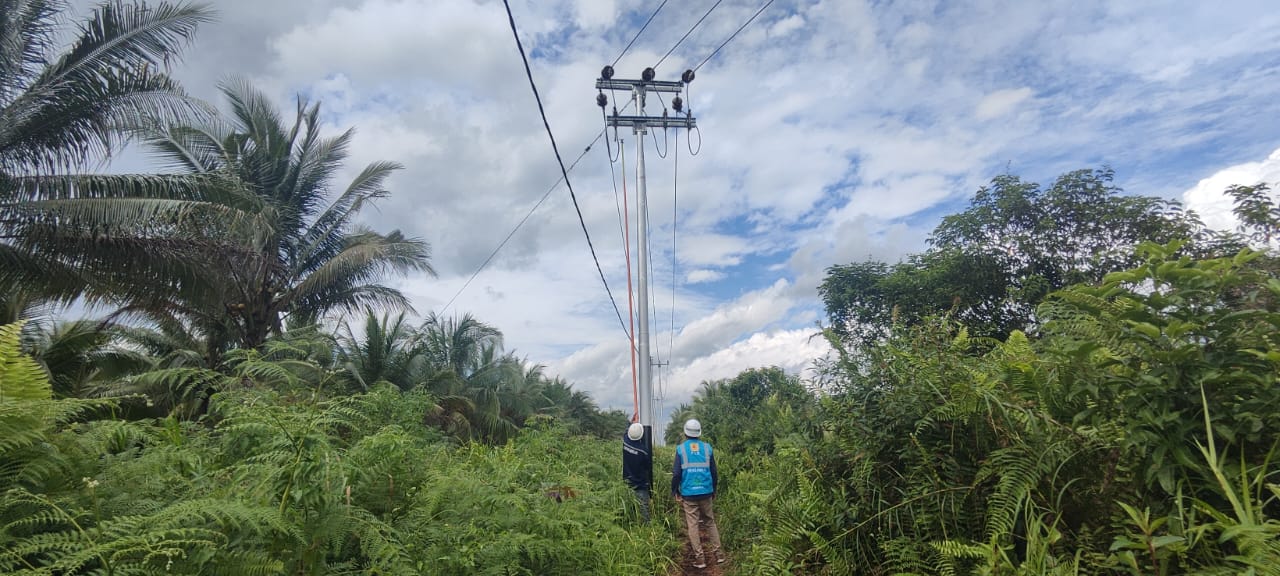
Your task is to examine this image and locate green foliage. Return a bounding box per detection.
[1040,242,1280,496]
[126,80,435,351]
[396,425,678,575]
[663,366,818,454]
[2,360,678,574]
[0,0,221,306]
[1224,183,1280,246]
[732,239,1280,575]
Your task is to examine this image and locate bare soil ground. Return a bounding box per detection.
[670,524,728,576]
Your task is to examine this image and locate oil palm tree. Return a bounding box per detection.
[0,1,246,308]
[136,80,435,349]
[21,318,147,398]
[412,312,519,441]
[336,308,420,391]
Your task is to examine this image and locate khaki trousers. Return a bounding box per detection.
[680,496,722,558]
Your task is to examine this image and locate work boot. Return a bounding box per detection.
[693,554,707,569]
[714,548,726,564]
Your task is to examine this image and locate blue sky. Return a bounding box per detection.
[70,0,1280,425]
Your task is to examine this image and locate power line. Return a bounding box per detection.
[654,0,725,69]
[612,0,670,68]
[501,0,631,338]
[443,100,633,318]
[438,129,605,317]
[694,0,776,71]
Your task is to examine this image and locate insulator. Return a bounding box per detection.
[596,92,608,108]
[601,65,614,80]
[682,69,695,84]
[642,67,656,82]
[672,96,683,112]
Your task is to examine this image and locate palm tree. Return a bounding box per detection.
[21,319,147,398]
[336,308,419,391]
[0,0,240,308]
[412,313,520,441]
[136,80,435,349]
[416,312,503,379]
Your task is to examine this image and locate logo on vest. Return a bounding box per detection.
[690,443,700,453]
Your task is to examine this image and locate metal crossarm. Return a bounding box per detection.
[596,79,686,92]
[605,115,696,129]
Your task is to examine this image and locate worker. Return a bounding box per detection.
[622,422,652,521]
[671,418,723,568]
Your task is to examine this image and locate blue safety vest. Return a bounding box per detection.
[677,440,714,497]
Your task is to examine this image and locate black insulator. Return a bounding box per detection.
[682,69,695,84]
[596,92,608,108]
[601,65,614,80]
[642,67,656,81]
[672,96,683,112]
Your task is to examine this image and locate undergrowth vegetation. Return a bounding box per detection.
[705,242,1280,575]
[1,328,677,574]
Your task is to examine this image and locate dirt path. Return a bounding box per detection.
[670,524,729,576]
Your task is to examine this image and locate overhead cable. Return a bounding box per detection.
[694,0,776,72]
[612,0,670,68]
[501,0,632,337]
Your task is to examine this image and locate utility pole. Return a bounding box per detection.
[597,66,696,445]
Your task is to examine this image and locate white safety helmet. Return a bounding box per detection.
[627,422,644,441]
[683,418,702,438]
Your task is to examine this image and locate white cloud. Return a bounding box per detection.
[677,233,752,267]
[685,269,725,284]
[1182,147,1280,232]
[573,0,616,30]
[269,0,518,90]
[769,14,805,38]
[976,87,1034,120]
[664,327,831,403]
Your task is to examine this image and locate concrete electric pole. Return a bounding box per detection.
[597,66,697,443]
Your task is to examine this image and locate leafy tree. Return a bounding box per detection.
[663,366,818,455]
[1224,183,1280,247]
[821,168,1211,345]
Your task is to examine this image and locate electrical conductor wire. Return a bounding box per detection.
[693,0,776,71]
[501,0,631,337]
[655,0,726,69]
[612,0,670,68]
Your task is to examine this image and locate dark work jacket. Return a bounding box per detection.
[671,439,718,501]
[622,434,652,490]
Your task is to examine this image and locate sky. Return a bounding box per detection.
[68,0,1280,425]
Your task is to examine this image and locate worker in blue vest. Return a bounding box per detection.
[671,418,723,568]
[622,422,652,521]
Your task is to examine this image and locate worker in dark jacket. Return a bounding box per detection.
[671,418,723,568]
[622,422,652,521]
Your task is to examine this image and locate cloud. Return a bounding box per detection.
[668,328,831,400]
[769,14,805,38]
[677,233,752,267]
[685,269,725,284]
[976,88,1034,120]
[1182,147,1280,232]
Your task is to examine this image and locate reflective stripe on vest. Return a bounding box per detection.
[678,440,713,497]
